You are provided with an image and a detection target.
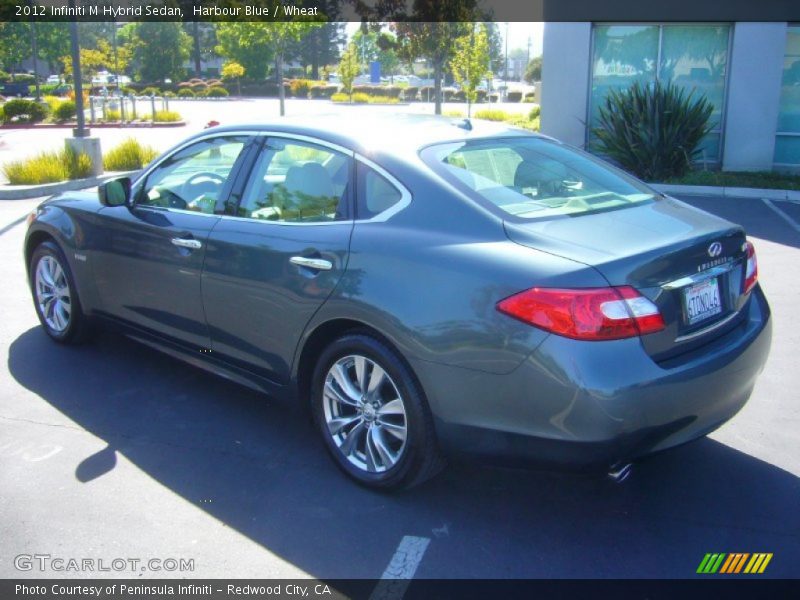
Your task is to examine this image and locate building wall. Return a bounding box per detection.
[723,23,788,171]
[542,21,792,171]
[540,23,592,148]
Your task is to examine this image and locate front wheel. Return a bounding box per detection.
[30,241,91,344]
[311,334,445,490]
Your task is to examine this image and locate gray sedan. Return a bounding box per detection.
[24,115,771,489]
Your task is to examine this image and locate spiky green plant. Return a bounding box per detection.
[591,81,714,181]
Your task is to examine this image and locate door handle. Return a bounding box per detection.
[171,237,202,250]
[290,256,333,271]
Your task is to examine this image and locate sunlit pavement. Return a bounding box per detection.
[0,194,797,580]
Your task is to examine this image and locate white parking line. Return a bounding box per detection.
[369,536,431,600]
[763,198,800,234]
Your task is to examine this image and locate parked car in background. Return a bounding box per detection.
[24,116,772,489]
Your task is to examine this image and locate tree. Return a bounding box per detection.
[484,22,505,75]
[216,23,275,82]
[260,17,323,116]
[451,24,490,117]
[0,22,32,78]
[338,42,360,101]
[184,22,217,78]
[524,56,542,83]
[221,61,245,96]
[129,22,190,83]
[61,39,131,80]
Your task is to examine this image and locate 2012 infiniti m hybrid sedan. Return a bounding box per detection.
[24,115,771,489]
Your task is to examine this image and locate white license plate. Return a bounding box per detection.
[684,278,722,325]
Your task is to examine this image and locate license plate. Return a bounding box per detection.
[683,278,722,325]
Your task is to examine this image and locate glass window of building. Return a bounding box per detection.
[590,24,731,166]
[774,25,800,169]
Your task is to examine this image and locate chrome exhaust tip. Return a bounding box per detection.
[608,462,633,483]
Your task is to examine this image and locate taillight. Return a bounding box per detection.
[496,286,665,341]
[743,240,758,295]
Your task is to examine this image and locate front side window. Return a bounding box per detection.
[422,137,657,221]
[238,138,352,222]
[138,136,249,213]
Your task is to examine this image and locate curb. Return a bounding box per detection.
[0,171,137,200]
[651,183,800,203]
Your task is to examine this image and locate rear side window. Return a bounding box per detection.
[421,137,658,221]
[357,163,403,219]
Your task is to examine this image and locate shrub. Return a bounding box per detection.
[418,86,434,101]
[528,105,541,120]
[2,98,49,123]
[190,81,208,89]
[403,87,418,101]
[53,99,76,122]
[153,109,181,122]
[505,114,540,132]
[384,86,403,98]
[0,70,9,82]
[452,90,466,102]
[591,80,713,180]
[474,108,511,122]
[103,138,159,171]
[288,79,312,98]
[2,147,91,184]
[104,109,121,122]
[309,84,338,99]
[351,92,370,103]
[163,90,176,98]
[476,89,487,103]
[366,95,399,104]
[140,86,161,96]
[0,105,4,123]
[507,91,523,103]
[330,92,349,103]
[177,88,195,98]
[443,110,465,118]
[488,93,499,103]
[206,79,223,87]
[203,86,229,97]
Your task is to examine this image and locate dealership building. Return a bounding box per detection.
[541,22,800,173]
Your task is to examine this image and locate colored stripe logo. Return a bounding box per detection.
[697,553,772,574]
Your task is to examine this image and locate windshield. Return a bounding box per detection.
[421,137,658,220]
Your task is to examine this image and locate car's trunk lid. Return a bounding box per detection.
[504,197,750,361]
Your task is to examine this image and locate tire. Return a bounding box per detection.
[29,240,91,344]
[311,333,445,490]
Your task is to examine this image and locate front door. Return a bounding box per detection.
[91,134,253,349]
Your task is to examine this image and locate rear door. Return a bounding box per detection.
[202,135,354,383]
[92,134,254,349]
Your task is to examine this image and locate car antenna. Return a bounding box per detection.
[455,118,472,131]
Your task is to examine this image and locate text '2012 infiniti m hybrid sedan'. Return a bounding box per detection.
[25,115,771,489]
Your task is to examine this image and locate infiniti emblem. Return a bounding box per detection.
[707,242,723,258]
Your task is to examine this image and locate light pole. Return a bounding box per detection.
[28,12,41,101]
[69,0,89,137]
[504,22,509,83]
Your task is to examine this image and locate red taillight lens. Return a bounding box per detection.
[743,240,758,295]
[496,286,665,340]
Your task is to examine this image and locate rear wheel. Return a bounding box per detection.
[30,241,91,344]
[311,334,445,490]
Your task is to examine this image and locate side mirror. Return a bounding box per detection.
[98,177,131,207]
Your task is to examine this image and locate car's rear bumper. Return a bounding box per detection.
[412,285,772,470]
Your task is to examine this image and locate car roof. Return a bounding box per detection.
[202,113,538,157]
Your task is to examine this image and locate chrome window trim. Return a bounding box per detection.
[128,129,412,226]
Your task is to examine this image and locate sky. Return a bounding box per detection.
[344,22,544,58]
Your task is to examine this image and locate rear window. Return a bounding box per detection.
[421,137,658,220]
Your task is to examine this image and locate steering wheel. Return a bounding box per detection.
[180,171,226,204]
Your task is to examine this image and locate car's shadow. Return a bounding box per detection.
[8,327,799,578]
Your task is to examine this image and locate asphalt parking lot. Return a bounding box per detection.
[0,193,798,580]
